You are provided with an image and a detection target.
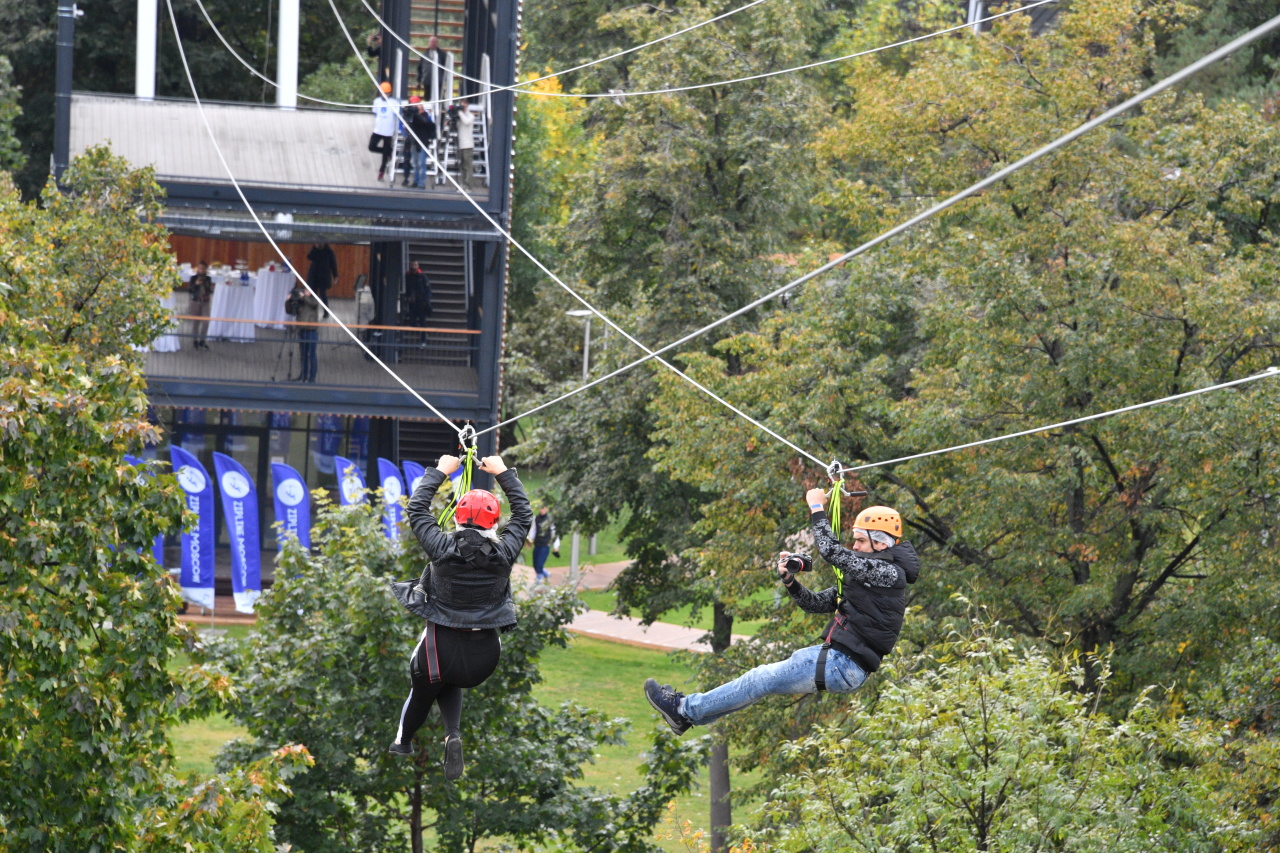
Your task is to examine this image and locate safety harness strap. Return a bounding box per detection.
[815,643,831,692]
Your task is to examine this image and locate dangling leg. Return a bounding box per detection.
[390,629,444,754]
[437,685,465,780]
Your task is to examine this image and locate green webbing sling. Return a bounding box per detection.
[827,471,844,599]
[435,444,477,529]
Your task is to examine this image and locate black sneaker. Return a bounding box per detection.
[388,740,415,756]
[443,733,464,780]
[644,678,692,735]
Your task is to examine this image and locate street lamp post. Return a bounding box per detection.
[565,310,596,580]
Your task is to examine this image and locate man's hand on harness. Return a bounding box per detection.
[805,487,828,512]
[478,455,507,474]
[437,454,461,475]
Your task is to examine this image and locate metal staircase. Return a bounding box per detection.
[410,0,467,96]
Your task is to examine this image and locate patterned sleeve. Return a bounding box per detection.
[783,577,839,614]
[811,513,902,588]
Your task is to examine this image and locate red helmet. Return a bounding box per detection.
[455,489,500,529]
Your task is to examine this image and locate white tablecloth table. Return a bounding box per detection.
[253,269,296,329]
[153,294,181,352]
[206,272,258,341]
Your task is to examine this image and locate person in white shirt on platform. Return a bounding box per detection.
[369,81,400,182]
[453,97,477,190]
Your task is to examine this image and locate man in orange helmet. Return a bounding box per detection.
[645,491,919,734]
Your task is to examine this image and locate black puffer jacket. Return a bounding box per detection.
[405,468,533,631]
[783,510,920,672]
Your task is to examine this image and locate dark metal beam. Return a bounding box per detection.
[160,213,504,243]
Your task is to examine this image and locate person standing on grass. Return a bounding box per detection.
[390,454,533,780]
[644,496,919,733]
[525,506,560,584]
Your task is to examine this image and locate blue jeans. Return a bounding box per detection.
[298,328,318,382]
[532,545,551,578]
[681,645,867,726]
[412,147,428,187]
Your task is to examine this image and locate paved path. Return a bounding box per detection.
[179,559,750,652]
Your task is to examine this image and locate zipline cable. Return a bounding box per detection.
[482,10,1280,442]
[161,0,464,435]
[326,0,831,467]
[192,0,367,109]
[358,0,773,104]
[525,0,1060,99]
[836,367,1280,475]
[361,0,1057,103]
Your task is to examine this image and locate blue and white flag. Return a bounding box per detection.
[169,445,216,609]
[124,455,165,566]
[213,453,262,614]
[402,459,426,498]
[270,462,311,549]
[335,455,367,505]
[377,458,406,541]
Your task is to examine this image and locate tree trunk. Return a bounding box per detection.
[709,601,733,853]
[411,773,423,853]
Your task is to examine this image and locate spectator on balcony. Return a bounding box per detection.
[404,97,437,189]
[187,261,214,349]
[290,284,321,383]
[452,98,477,191]
[416,35,452,112]
[306,243,339,305]
[370,82,400,182]
[405,261,433,326]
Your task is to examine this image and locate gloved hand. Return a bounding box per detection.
[553,551,560,559]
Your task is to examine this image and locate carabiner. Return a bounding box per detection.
[458,423,478,450]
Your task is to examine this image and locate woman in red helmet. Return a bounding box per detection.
[389,453,532,779]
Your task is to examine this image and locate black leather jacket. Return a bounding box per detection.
[405,468,533,631]
[784,511,921,672]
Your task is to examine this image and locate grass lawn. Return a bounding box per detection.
[578,588,779,638]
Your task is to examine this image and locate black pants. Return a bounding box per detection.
[394,622,501,745]
[369,132,393,172]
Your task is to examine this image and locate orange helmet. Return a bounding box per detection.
[379,81,393,94]
[854,506,902,541]
[455,489,500,529]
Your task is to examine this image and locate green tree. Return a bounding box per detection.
[0,146,305,851]
[209,493,705,853]
[756,625,1264,852]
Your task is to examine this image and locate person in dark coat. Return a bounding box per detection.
[403,97,437,188]
[644,498,919,734]
[187,261,215,349]
[404,260,433,325]
[305,243,338,305]
[390,454,533,780]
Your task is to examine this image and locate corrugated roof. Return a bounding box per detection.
[70,93,393,191]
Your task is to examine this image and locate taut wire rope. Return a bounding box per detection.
[192,0,366,109]
[834,368,1280,475]
[162,0,464,434]
[326,0,831,466]
[483,11,1280,442]
[358,0,773,104]
[360,0,1058,103]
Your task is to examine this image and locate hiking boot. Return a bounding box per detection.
[644,678,691,735]
[443,733,464,781]
[388,739,415,756]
